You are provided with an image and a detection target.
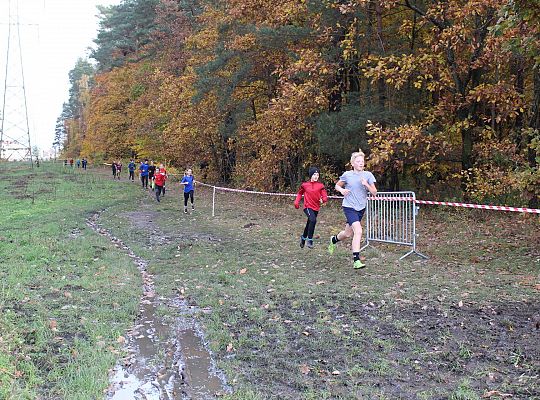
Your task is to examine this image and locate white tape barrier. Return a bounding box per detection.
[196,181,540,215]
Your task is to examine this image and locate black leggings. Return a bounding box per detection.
[184,190,194,207]
[302,208,318,239]
[155,185,164,200]
[141,175,148,188]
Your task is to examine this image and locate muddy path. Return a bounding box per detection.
[80,177,540,398]
[87,209,230,399]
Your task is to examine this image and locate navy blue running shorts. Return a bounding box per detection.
[342,206,366,225]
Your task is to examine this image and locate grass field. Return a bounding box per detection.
[0,163,142,399]
[1,162,538,399]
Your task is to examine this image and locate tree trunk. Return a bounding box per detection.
[365,2,373,104]
[375,0,386,109]
[527,67,540,208]
[389,167,399,191]
[458,106,474,197]
[511,55,525,148]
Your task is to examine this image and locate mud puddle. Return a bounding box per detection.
[87,210,229,399]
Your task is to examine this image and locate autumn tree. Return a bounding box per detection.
[66,0,540,206]
[57,59,95,157]
[493,0,540,206]
[361,0,533,201]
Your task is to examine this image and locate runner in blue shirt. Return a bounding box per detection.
[128,159,136,181]
[139,160,149,189]
[180,168,195,214]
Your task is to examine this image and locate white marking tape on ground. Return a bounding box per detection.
[196,181,540,215]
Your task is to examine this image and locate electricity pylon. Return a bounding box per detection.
[0,0,32,165]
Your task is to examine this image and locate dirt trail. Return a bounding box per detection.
[87,209,229,399]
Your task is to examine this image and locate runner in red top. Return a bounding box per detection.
[154,163,167,202]
[294,167,328,249]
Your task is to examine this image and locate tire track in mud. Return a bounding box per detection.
[87,210,230,399]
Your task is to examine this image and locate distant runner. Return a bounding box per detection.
[180,168,195,214]
[128,159,136,181]
[140,160,149,189]
[116,161,122,179]
[148,161,156,191]
[154,163,167,202]
[111,161,117,179]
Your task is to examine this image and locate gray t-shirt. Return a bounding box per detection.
[339,170,376,211]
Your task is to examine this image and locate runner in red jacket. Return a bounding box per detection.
[294,167,328,249]
[154,164,167,202]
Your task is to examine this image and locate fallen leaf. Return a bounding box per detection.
[117,336,126,344]
[299,364,310,374]
[226,343,234,352]
[482,390,513,398]
[332,370,340,375]
[49,320,58,331]
[458,301,463,308]
[239,268,247,274]
[302,331,310,336]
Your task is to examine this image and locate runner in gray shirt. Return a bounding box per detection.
[328,150,377,269]
[340,169,376,211]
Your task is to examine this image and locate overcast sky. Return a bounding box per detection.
[0,0,122,154]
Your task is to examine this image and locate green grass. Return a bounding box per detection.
[1,162,539,399]
[0,162,142,399]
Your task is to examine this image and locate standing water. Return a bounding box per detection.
[87,211,229,399]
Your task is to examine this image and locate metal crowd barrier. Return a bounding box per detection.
[360,191,428,260]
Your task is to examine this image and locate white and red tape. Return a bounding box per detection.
[196,181,540,214]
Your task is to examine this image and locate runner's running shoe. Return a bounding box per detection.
[299,236,306,248]
[328,237,337,255]
[353,259,366,269]
[307,239,314,249]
